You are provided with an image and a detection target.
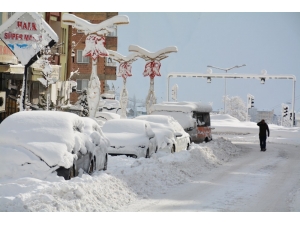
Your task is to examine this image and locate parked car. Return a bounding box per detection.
[0,111,110,180]
[94,111,120,126]
[101,119,157,158]
[134,115,191,153]
[150,101,213,143]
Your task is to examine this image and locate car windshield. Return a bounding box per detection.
[102,119,146,134]
[193,112,211,126]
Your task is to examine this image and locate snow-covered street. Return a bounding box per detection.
[119,142,300,212]
[1,114,299,213]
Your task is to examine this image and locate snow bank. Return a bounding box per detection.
[211,114,300,145]
[0,138,243,212]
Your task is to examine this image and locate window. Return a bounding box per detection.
[107,26,117,37]
[105,57,116,66]
[76,79,89,92]
[77,50,89,63]
[7,12,15,19]
[193,112,211,127]
[61,28,66,54]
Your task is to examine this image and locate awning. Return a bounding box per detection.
[30,64,61,82]
[0,64,24,74]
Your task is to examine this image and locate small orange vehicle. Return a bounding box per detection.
[150,101,213,143]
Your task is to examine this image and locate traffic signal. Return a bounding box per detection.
[247,94,254,109]
[251,97,254,108]
[283,106,288,117]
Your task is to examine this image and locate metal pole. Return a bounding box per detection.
[246,96,248,122]
[292,78,295,127]
[167,76,170,102]
[22,65,29,111]
[224,72,227,114]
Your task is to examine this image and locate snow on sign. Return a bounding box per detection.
[0,12,58,66]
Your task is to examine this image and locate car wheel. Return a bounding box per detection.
[145,148,150,158]
[205,137,209,143]
[56,166,74,180]
[187,143,190,150]
[103,154,108,171]
[68,166,75,180]
[88,160,94,174]
[171,145,175,154]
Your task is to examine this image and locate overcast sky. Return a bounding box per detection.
[113,12,300,115]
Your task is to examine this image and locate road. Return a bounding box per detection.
[119,142,300,212]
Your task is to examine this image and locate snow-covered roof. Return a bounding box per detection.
[101,92,115,99]
[151,101,212,113]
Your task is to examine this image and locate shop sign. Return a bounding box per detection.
[0,12,58,65]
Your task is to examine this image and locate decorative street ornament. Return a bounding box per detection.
[128,45,178,114]
[83,35,108,60]
[119,62,133,79]
[107,50,139,118]
[62,13,129,118]
[143,60,161,79]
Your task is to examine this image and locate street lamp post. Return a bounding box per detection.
[129,45,178,114]
[207,64,246,114]
[62,13,129,118]
[107,50,139,118]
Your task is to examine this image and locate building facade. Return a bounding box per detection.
[68,12,118,105]
[0,12,118,122]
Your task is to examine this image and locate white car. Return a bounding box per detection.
[0,111,110,180]
[101,119,157,158]
[94,111,120,126]
[134,115,191,153]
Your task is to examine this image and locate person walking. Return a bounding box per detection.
[257,119,270,151]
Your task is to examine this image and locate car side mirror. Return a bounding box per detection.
[175,132,182,138]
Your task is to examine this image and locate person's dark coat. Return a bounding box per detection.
[257,120,270,137]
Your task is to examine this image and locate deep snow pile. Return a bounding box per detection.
[211,114,300,146]
[0,137,243,212]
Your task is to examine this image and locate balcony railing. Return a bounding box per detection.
[105,61,116,67]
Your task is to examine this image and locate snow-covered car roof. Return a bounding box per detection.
[0,111,109,179]
[151,101,212,113]
[135,115,186,132]
[95,112,120,121]
[101,119,155,147]
[150,111,194,130]
[134,116,176,150]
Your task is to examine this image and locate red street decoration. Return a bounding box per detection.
[143,60,161,79]
[118,62,132,80]
[83,34,108,60]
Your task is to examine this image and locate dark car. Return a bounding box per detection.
[0,111,110,180]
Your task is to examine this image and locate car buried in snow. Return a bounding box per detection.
[0,111,110,180]
[94,111,120,127]
[134,115,191,153]
[150,101,213,143]
[101,119,158,158]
